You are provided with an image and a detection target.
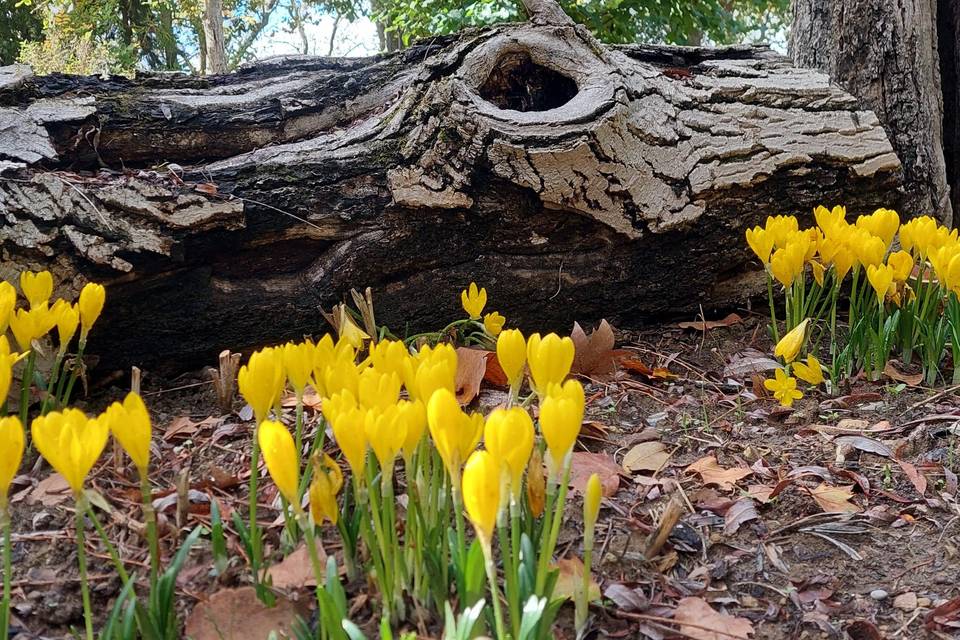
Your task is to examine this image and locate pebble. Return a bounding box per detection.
[870,589,889,600]
[893,592,918,611]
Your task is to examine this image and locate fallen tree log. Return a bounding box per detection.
[0,2,902,372]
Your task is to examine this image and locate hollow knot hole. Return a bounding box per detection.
[477,51,578,112]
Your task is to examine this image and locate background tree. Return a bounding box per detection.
[0,0,43,65]
[792,0,958,223]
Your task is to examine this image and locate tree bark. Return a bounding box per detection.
[791,0,954,223]
[202,0,228,75]
[940,0,960,219]
[0,21,901,372]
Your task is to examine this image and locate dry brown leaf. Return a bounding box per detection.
[622,441,671,474]
[570,319,618,380]
[674,596,754,640]
[724,498,760,534]
[724,349,779,379]
[455,347,489,405]
[194,182,218,195]
[746,484,775,503]
[267,541,327,589]
[27,473,71,507]
[184,587,308,640]
[685,455,752,491]
[552,556,601,602]
[677,313,743,331]
[482,352,509,387]
[897,460,928,495]
[164,415,221,441]
[810,483,861,513]
[883,361,924,386]
[569,451,620,497]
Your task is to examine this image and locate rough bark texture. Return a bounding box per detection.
[940,0,960,219]
[203,0,228,75]
[791,0,953,223]
[0,21,901,372]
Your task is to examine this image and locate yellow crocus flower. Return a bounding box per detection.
[899,216,938,257]
[32,408,109,495]
[853,232,886,268]
[105,391,152,474]
[856,208,900,247]
[9,305,54,352]
[774,319,809,363]
[331,405,368,477]
[769,245,802,288]
[321,388,357,427]
[539,379,585,476]
[461,449,501,545]
[78,282,106,340]
[793,355,824,386]
[745,226,773,264]
[483,407,534,499]
[408,344,457,402]
[888,250,914,282]
[814,205,846,236]
[764,215,799,248]
[496,329,526,390]
[323,358,360,400]
[52,299,79,354]
[257,420,299,504]
[238,347,286,424]
[0,416,24,510]
[358,368,401,410]
[483,311,505,337]
[282,341,314,395]
[584,472,602,531]
[309,452,343,525]
[369,339,410,379]
[763,368,803,407]
[364,404,404,470]
[810,260,826,287]
[20,270,53,309]
[526,332,575,396]
[0,281,16,333]
[866,264,895,304]
[0,337,18,403]
[460,282,487,320]
[427,388,480,477]
[397,398,427,463]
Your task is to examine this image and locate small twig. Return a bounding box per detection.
[901,384,960,416]
[643,493,685,559]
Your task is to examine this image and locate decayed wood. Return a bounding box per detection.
[791,0,953,223]
[0,16,902,371]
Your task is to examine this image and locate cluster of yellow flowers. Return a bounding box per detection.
[241,284,588,637]
[748,206,960,400]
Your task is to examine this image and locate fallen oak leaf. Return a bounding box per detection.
[552,556,601,602]
[674,596,754,640]
[685,455,752,491]
[455,347,489,405]
[809,482,861,513]
[267,540,329,588]
[570,319,618,380]
[482,352,509,386]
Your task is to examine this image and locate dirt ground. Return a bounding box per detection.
[5,313,960,639]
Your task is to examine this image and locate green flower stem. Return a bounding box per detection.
[248,427,264,597]
[365,464,395,618]
[18,351,36,430]
[75,497,95,640]
[482,539,507,640]
[296,419,327,500]
[39,353,65,416]
[498,512,520,638]
[765,272,780,343]
[293,509,326,613]
[450,470,467,563]
[83,502,130,585]
[140,472,160,589]
[536,457,571,596]
[2,506,12,640]
[60,341,86,407]
[577,510,597,634]
[294,394,304,474]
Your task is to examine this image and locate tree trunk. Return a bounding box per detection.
[202,0,228,75]
[940,0,960,219]
[0,11,901,372]
[791,0,955,223]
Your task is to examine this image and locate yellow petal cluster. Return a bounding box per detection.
[105,391,152,473]
[32,409,110,494]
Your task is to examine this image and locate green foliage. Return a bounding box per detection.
[18,19,132,76]
[0,0,42,65]
[374,0,789,48]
